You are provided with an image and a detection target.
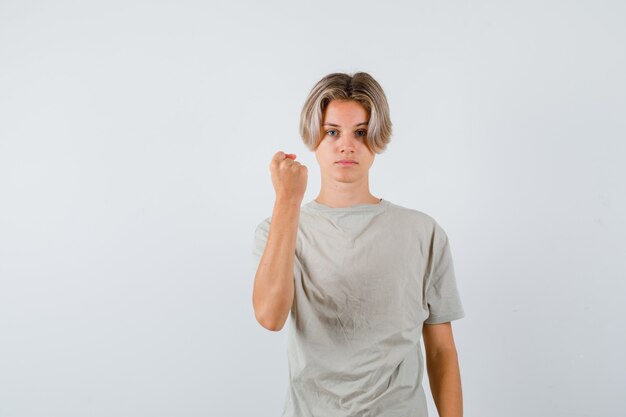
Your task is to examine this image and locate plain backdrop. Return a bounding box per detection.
[1,1,625,416]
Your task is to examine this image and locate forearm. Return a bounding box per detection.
[425,348,463,417]
[252,198,300,331]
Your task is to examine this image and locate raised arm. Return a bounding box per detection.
[252,151,307,331]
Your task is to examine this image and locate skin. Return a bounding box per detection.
[313,99,381,207]
[423,322,464,417]
[252,151,307,331]
[254,98,463,416]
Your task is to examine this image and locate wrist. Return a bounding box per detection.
[275,196,303,208]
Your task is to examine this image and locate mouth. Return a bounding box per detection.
[336,160,358,165]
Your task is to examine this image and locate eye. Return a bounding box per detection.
[326,129,338,137]
[356,129,367,138]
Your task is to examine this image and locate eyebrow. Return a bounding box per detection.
[323,122,369,127]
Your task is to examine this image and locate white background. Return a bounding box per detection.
[1,1,625,416]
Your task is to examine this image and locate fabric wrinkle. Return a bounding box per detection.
[253,198,465,416]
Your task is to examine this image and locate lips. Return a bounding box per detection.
[336,160,357,164]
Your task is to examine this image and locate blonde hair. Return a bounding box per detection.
[299,72,392,154]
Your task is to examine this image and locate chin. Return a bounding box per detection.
[332,173,361,182]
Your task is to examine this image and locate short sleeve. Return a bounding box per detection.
[424,221,465,325]
[252,217,301,280]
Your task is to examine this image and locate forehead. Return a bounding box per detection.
[322,100,369,125]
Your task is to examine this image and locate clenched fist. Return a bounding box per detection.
[270,151,308,204]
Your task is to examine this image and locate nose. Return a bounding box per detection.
[337,135,357,154]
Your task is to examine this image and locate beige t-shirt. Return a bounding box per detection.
[252,198,465,417]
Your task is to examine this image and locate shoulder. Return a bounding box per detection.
[387,201,433,220]
[385,201,441,230]
[384,201,452,247]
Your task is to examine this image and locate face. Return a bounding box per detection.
[315,99,375,183]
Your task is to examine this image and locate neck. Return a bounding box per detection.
[315,177,380,208]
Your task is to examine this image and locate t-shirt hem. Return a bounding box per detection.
[424,311,465,325]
